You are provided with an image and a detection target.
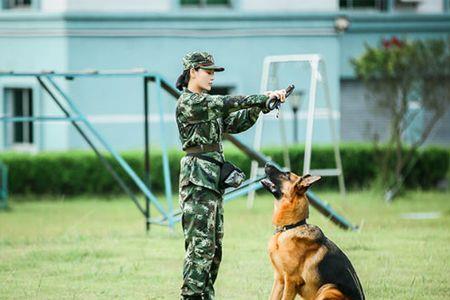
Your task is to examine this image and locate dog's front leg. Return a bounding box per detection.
[269,274,284,300]
[281,280,297,300]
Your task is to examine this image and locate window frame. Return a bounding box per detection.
[5,88,34,147]
[1,83,40,152]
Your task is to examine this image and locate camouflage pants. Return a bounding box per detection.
[179,183,224,300]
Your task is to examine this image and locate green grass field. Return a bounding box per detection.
[1,191,449,299]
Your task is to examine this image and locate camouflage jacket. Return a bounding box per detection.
[177,87,270,195]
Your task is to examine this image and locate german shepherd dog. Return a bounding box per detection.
[261,163,365,300]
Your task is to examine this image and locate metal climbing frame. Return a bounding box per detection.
[0,70,173,230]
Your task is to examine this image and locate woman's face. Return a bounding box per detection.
[190,68,215,92]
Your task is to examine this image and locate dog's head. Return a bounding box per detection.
[261,163,321,226]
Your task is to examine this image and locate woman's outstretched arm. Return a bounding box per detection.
[206,94,270,115]
[222,106,269,134]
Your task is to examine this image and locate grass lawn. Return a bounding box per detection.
[0,190,449,299]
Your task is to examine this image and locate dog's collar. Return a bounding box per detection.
[274,219,307,234]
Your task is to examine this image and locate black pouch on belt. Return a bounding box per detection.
[187,154,245,189]
[219,161,245,189]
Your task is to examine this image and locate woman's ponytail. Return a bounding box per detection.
[176,69,190,91]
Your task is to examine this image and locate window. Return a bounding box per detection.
[3,0,32,9]
[339,0,388,11]
[4,88,34,145]
[181,0,230,7]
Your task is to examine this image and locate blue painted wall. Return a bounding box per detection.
[0,12,449,151]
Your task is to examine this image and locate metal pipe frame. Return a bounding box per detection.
[0,70,159,78]
[0,72,175,229]
[0,116,83,122]
[244,55,355,230]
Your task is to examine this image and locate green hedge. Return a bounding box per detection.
[0,144,448,195]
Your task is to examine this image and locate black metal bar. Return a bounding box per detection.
[147,75,181,99]
[144,77,151,232]
[36,77,146,216]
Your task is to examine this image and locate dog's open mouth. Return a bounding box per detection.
[261,177,277,193]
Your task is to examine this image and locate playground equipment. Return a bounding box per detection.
[0,69,174,230]
[248,54,346,208]
[0,69,357,231]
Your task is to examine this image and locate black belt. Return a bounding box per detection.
[184,143,222,154]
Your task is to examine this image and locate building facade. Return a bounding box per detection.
[0,0,449,152]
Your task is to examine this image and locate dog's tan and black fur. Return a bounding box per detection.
[261,164,365,300]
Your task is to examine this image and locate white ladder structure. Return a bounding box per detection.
[247,54,346,208]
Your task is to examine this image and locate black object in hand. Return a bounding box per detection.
[267,85,295,110]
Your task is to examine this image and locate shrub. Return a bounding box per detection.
[0,144,448,196]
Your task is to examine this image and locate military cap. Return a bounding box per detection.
[182,51,225,72]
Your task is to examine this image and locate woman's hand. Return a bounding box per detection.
[264,89,287,103]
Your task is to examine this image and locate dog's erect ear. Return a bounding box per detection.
[295,174,321,193]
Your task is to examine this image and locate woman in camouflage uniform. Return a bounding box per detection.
[175,51,286,300]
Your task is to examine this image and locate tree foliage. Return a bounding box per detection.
[352,36,450,200]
